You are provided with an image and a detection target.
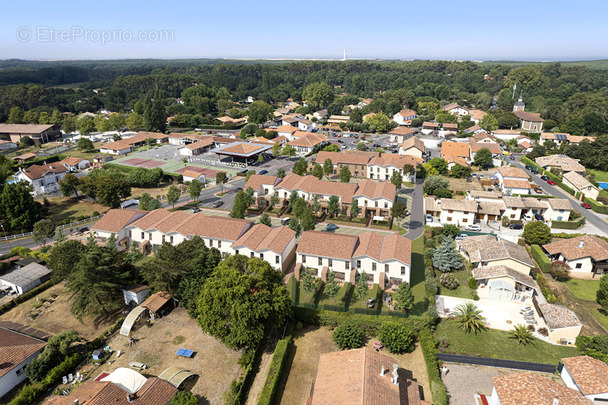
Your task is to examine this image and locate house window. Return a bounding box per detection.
[384,202,388,208]
[235,249,239,255]
[576,263,582,269]
[218,241,222,248]
[141,232,144,240]
[401,266,406,275]
[251,252,254,258]
[16,368,23,376]
[385,264,389,272]
[462,218,468,223]
[448,210,454,213]
[375,201,378,207]
[170,236,174,244]
[510,214,516,218]
[447,217,452,221]
[372,263,377,271]
[260,253,264,260]
[328,259,332,267]
[318,257,322,266]
[148,233,152,241]
[357,260,361,268]
[129,230,132,238]
[345,261,350,270]
[162,235,165,243]
[276,255,280,264]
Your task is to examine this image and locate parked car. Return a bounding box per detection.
[465,224,482,231]
[509,155,515,160]
[540,175,549,181]
[478,174,484,178]
[581,202,592,209]
[192,207,201,213]
[425,214,433,223]
[455,234,468,240]
[325,223,338,231]
[281,217,291,226]
[509,223,523,230]
[337,139,344,143]
[547,179,556,185]
[534,187,543,194]
[487,187,494,192]
[212,200,224,208]
[524,165,532,170]
[257,169,268,175]
[534,214,545,221]
[531,168,539,174]
[503,151,512,155]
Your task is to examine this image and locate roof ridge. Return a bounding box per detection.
[586,355,608,392]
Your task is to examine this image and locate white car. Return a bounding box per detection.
[465,224,482,232]
[425,214,433,223]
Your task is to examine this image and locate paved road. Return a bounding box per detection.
[511,155,607,230]
[402,180,424,240]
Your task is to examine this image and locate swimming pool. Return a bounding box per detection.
[598,182,608,190]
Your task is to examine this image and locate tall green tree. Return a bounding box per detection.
[259,213,272,227]
[323,158,334,177]
[188,179,202,201]
[144,90,167,133]
[276,168,286,178]
[292,158,308,176]
[230,190,248,219]
[324,270,341,304]
[432,236,462,272]
[354,271,369,306]
[301,207,317,231]
[77,116,96,136]
[166,185,180,209]
[247,101,274,124]
[339,166,351,183]
[350,198,360,219]
[0,182,42,231]
[33,219,55,246]
[327,195,340,217]
[272,142,282,157]
[597,274,608,310]
[390,171,402,189]
[216,172,228,192]
[301,268,317,302]
[312,163,323,179]
[473,148,494,169]
[196,256,292,348]
[479,114,499,132]
[48,240,87,282]
[522,221,552,245]
[76,137,94,152]
[59,173,80,198]
[288,217,302,237]
[393,282,414,312]
[303,82,334,109]
[138,193,162,210]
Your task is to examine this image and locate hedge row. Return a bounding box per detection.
[312,279,325,303]
[0,280,56,317]
[544,170,576,196]
[521,156,539,169]
[584,197,608,214]
[258,335,293,405]
[551,217,585,230]
[419,328,448,405]
[287,277,298,302]
[293,307,425,336]
[531,244,552,273]
[10,353,85,405]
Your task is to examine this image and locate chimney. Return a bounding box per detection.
[578,240,585,248]
[73,400,79,405]
[552,397,559,405]
[380,366,387,377]
[127,394,134,403]
[391,364,399,386]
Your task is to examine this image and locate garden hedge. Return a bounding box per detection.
[551,218,585,230]
[584,197,608,214]
[287,277,298,302]
[257,335,293,405]
[419,328,448,405]
[521,156,539,170]
[531,244,552,273]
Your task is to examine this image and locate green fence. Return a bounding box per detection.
[531,244,552,273]
[551,217,585,230]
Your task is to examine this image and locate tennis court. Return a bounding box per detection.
[120,157,165,168]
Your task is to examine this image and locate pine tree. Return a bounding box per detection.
[432,236,462,272]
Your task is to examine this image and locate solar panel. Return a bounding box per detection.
[556,134,568,141]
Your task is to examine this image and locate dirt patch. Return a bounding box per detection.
[546,278,606,336]
[245,339,278,405]
[448,177,483,193]
[131,183,180,199]
[47,197,109,224]
[442,363,563,405]
[279,326,337,405]
[0,283,117,340]
[83,307,241,404]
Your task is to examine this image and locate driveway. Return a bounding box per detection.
[403,180,423,240]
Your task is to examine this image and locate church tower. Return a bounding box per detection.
[513,90,525,112]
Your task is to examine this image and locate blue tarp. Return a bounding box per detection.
[176,348,194,357]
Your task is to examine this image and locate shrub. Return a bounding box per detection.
[258,335,293,405]
[171,391,198,405]
[425,268,439,294]
[531,244,552,273]
[550,260,571,281]
[378,322,415,354]
[468,276,478,289]
[332,322,364,350]
[419,328,448,405]
[439,273,459,290]
[522,221,552,245]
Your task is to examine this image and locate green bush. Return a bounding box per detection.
[258,335,293,405]
[468,276,478,289]
[9,383,43,405]
[521,156,539,169]
[378,322,415,354]
[287,276,298,302]
[332,322,364,350]
[419,328,448,405]
[531,244,552,273]
[551,218,585,230]
[171,391,198,405]
[584,197,608,214]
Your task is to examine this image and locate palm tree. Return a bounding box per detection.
[453,302,487,334]
[510,324,534,345]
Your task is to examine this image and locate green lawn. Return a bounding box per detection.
[592,309,608,332]
[437,269,475,299]
[409,236,428,315]
[587,169,608,182]
[564,279,600,301]
[435,319,579,364]
[46,197,108,225]
[349,285,381,310]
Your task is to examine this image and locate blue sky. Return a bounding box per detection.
[1,0,607,61]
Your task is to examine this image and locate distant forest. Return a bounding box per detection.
[1,59,607,135]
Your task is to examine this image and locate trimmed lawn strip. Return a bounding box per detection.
[592,309,608,332]
[587,169,608,182]
[564,279,600,301]
[410,236,427,315]
[435,319,578,364]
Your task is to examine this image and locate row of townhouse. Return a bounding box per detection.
[539,132,595,147]
[313,150,422,182]
[99,131,169,155]
[424,192,574,226]
[91,208,297,272]
[296,231,411,288]
[91,208,413,288]
[245,174,397,219]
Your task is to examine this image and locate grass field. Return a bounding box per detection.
[435,319,579,364]
[59,142,105,159]
[409,236,428,315]
[564,278,600,301]
[587,169,608,182]
[437,269,475,299]
[46,196,108,224]
[592,309,608,331]
[112,154,239,177]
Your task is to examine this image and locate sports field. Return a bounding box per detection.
[112,154,239,177]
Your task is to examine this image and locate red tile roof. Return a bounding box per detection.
[0,327,46,379]
[441,142,470,159]
[492,372,589,405]
[20,162,68,180]
[562,356,608,396]
[298,231,358,260]
[232,224,295,255]
[92,209,147,233]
